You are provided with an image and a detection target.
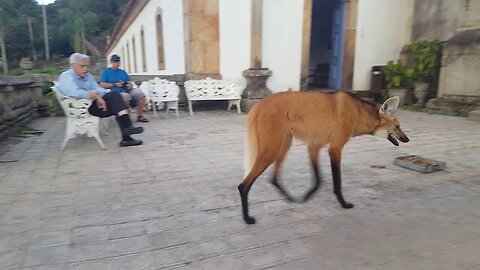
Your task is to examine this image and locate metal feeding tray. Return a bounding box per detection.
[393,155,446,173]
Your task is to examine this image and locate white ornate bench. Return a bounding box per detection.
[52,83,106,150]
[140,77,180,117]
[184,77,243,116]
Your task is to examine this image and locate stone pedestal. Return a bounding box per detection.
[19,58,33,75]
[414,82,430,107]
[241,68,272,112]
[468,110,480,122]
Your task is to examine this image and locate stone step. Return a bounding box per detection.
[468,110,480,122]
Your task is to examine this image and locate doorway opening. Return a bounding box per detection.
[308,0,345,90]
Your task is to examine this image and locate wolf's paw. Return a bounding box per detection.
[342,203,354,209]
[244,216,256,224]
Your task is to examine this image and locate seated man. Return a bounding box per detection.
[99,54,149,122]
[56,53,144,147]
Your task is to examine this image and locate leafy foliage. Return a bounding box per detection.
[408,40,441,82]
[382,60,414,89]
[1,0,128,68]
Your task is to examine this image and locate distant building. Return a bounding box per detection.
[106,0,479,113]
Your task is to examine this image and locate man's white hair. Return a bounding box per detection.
[69,53,90,64]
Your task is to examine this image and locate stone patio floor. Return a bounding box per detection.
[1,108,480,270]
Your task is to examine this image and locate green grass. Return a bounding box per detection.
[7,66,63,76]
[31,66,63,75]
[15,125,43,138]
[7,68,24,76]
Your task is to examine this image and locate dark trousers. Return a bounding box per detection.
[88,91,128,118]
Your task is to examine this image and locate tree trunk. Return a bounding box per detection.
[81,29,86,54]
[28,17,37,61]
[0,31,8,75]
[84,39,101,57]
[42,4,50,60]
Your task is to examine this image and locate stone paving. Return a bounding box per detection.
[0,108,480,270]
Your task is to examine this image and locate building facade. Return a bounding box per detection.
[106,0,413,92]
[105,0,479,114]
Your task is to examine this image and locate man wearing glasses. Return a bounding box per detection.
[56,53,144,147]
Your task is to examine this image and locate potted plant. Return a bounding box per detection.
[408,40,441,107]
[382,60,413,106]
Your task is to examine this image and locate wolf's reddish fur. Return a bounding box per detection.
[238,91,409,224]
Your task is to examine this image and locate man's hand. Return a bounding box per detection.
[113,81,123,87]
[96,97,107,112]
[88,90,99,99]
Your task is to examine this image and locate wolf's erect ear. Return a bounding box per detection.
[379,96,399,117]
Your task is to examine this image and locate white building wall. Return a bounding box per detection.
[263,0,304,92]
[107,0,185,75]
[353,0,413,90]
[219,0,251,88]
[219,0,304,93]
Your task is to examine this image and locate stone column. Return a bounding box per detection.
[183,0,220,80]
[19,58,33,75]
[300,0,313,90]
[241,0,272,112]
[341,0,358,90]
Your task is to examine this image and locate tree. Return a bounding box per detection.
[0,0,41,74]
[1,0,129,69]
[0,0,17,74]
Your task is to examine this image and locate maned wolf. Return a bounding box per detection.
[238,91,409,224]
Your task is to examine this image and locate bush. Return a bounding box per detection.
[8,67,24,76]
[383,60,414,89]
[408,40,441,82]
[42,81,55,95]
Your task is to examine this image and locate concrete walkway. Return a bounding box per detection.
[0,109,479,270]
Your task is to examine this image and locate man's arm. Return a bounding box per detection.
[125,70,133,90]
[56,72,89,99]
[99,81,116,89]
[87,74,107,97]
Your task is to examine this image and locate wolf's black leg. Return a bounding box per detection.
[331,162,354,208]
[302,161,321,202]
[238,183,256,224]
[329,148,354,209]
[302,145,322,202]
[271,176,297,203]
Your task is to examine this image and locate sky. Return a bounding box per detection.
[35,0,56,5]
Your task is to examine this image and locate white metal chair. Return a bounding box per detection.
[140,78,180,117]
[52,84,106,150]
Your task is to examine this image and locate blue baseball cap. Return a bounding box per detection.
[110,54,120,61]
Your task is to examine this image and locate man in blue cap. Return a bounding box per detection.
[99,54,149,122]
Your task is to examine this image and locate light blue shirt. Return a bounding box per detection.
[56,69,106,99]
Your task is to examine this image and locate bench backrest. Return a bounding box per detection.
[184,77,243,99]
[140,77,179,102]
[51,82,93,118]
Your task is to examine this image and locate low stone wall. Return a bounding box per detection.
[0,75,55,140]
[438,29,480,98]
[426,95,480,116]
